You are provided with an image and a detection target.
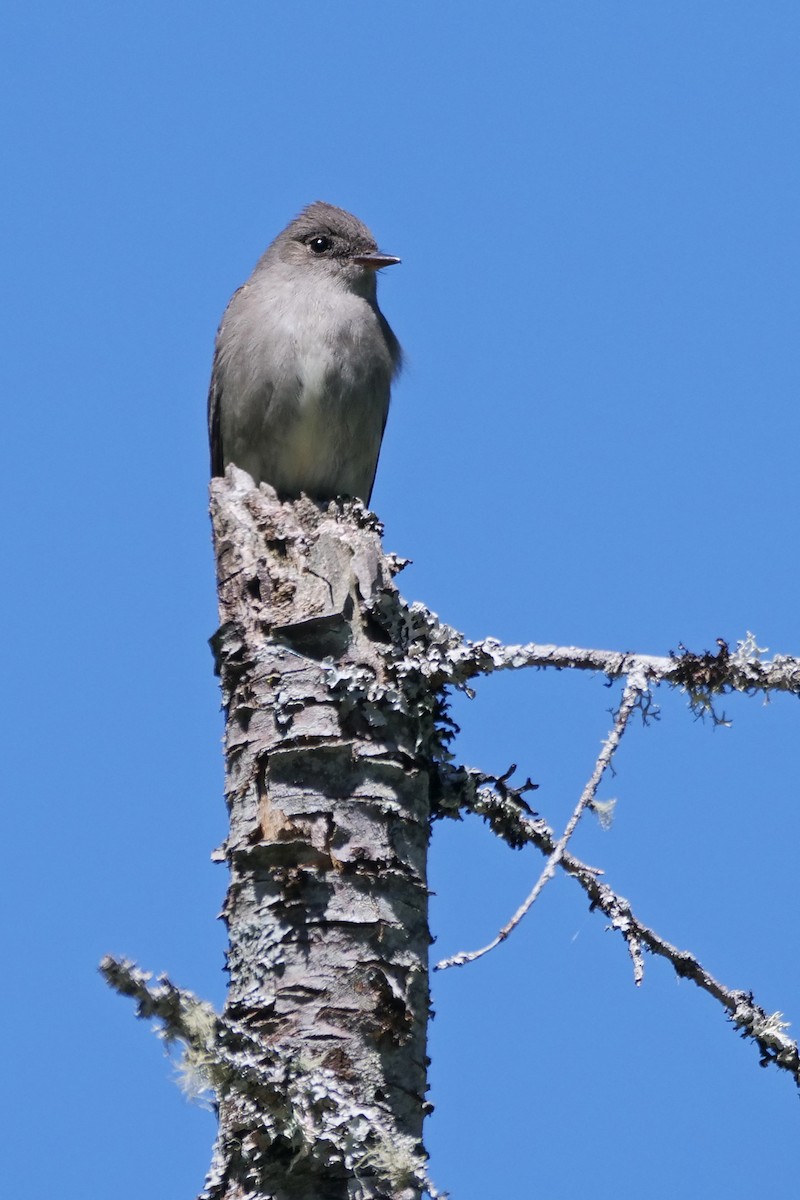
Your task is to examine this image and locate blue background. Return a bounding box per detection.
[4,3,800,1196]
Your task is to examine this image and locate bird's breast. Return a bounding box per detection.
[220,277,392,500]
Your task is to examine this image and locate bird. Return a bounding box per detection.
[208,201,402,504]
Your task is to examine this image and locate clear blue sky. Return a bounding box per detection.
[4,3,800,1196]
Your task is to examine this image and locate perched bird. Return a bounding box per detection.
[208,201,402,504]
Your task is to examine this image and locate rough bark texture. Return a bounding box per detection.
[205,467,435,1200]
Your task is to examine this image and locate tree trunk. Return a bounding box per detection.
[205,467,434,1200]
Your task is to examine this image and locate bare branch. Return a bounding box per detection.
[436,673,647,969]
[439,780,800,1088]
[100,956,228,1102]
[402,611,800,709]
[100,955,218,1049]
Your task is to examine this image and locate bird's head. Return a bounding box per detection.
[270,201,400,298]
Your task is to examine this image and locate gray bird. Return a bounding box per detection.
[208,201,402,504]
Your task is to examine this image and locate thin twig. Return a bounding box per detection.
[436,673,645,970]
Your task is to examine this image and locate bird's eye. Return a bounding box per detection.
[308,236,332,254]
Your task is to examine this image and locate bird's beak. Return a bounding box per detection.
[352,252,401,270]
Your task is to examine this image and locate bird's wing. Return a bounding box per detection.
[363,399,389,505]
[208,285,249,478]
[208,347,225,478]
[363,313,403,504]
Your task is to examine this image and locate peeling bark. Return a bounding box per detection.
[205,467,436,1200]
